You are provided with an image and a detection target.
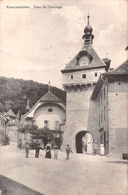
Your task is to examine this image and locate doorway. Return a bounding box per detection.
[75,131,93,154]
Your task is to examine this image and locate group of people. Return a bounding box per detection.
[25,140,41,158]
[25,140,105,159]
[93,141,105,156]
[25,140,63,159]
[25,140,71,160]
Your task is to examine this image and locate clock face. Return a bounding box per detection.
[79,56,89,66]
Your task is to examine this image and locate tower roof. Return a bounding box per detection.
[40,91,62,102]
[61,44,107,73]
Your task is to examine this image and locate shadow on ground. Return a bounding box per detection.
[106,161,128,164]
[0,175,45,195]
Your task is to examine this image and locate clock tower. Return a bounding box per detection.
[61,16,110,153]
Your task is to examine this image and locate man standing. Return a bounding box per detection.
[25,142,30,158]
[66,144,71,160]
[35,140,40,158]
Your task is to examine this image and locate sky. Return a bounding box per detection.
[0,0,127,89]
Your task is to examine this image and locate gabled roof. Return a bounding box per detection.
[61,44,107,73]
[5,109,17,118]
[91,59,128,100]
[40,91,62,102]
[22,91,64,118]
[103,59,128,75]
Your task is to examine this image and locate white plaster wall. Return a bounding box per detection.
[108,82,128,128]
[33,104,65,129]
[108,81,128,154]
[63,68,105,85]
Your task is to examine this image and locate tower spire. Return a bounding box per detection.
[82,15,94,45]
[87,15,90,25]
[87,5,90,25]
[48,81,50,91]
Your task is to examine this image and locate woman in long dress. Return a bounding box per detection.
[45,142,52,159]
[100,142,105,156]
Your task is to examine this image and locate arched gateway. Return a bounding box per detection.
[75,131,93,154]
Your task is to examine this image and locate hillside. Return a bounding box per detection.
[0,77,66,115]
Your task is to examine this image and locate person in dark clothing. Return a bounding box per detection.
[93,141,98,155]
[25,142,30,158]
[35,140,40,158]
[45,142,52,159]
[66,144,71,160]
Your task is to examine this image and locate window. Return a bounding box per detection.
[71,75,73,79]
[104,132,106,147]
[48,108,53,112]
[82,74,86,78]
[95,73,97,77]
[104,106,106,120]
[101,93,102,105]
[101,111,103,123]
[54,121,60,130]
[104,87,105,99]
[44,120,49,128]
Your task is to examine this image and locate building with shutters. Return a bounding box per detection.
[61,15,128,157]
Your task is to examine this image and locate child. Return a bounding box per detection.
[54,144,58,159]
[25,142,30,158]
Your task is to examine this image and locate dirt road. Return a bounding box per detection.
[0,142,127,195]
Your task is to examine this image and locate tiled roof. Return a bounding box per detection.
[39,91,62,102]
[91,59,128,100]
[91,76,104,100]
[5,109,17,118]
[61,44,106,72]
[104,60,128,75]
[22,91,64,118]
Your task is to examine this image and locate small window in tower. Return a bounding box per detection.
[82,74,86,78]
[95,73,97,77]
[54,121,60,130]
[104,88,105,99]
[44,120,49,128]
[71,75,73,79]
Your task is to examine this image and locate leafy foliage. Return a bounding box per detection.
[0,76,66,115]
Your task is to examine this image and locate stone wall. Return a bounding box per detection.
[62,86,98,152]
[108,81,128,155]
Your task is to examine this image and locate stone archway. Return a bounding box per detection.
[75,131,93,154]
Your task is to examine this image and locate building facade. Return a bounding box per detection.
[91,60,128,156]
[20,89,66,147]
[61,16,111,154]
[61,16,128,157]
[22,90,66,130]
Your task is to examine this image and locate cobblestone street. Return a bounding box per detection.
[0,142,127,195]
